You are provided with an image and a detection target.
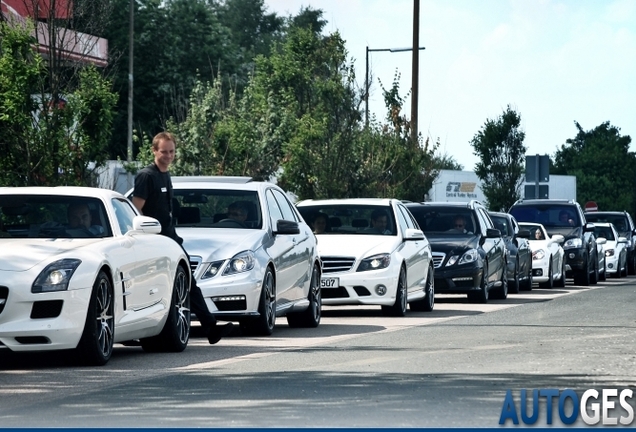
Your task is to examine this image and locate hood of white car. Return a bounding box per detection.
[0,238,101,272]
[315,234,397,258]
[178,228,266,261]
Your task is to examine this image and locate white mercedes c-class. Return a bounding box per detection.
[296,198,434,316]
[0,187,191,365]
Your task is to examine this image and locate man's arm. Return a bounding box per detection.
[132,196,146,214]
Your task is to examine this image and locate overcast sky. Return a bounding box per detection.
[264,0,636,171]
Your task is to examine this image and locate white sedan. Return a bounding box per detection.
[296,198,434,316]
[518,222,566,289]
[592,222,628,278]
[0,187,191,365]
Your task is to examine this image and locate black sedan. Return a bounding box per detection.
[489,211,533,293]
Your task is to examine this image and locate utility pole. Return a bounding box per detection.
[411,0,420,145]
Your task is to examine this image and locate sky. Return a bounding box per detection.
[264,0,636,171]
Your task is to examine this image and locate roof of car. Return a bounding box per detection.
[0,186,124,200]
[296,198,395,207]
[512,199,577,205]
[405,200,485,209]
[172,176,253,184]
[584,211,627,215]
[171,176,273,192]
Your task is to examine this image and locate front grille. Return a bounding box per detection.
[0,286,8,315]
[321,256,356,273]
[432,252,446,269]
[189,256,202,274]
[31,300,63,319]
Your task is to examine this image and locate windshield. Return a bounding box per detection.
[585,213,628,233]
[173,189,262,229]
[407,207,476,235]
[0,195,111,238]
[297,204,396,235]
[510,204,580,229]
[593,226,615,241]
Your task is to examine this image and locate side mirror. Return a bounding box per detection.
[486,228,501,238]
[584,223,595,232]
[551,234,565,244]
[517,229,531,239]
[596,237,607,246]
[274,219,300,235]
[404,228,425,241]
[618,236,628,244]
[130,215,161,234]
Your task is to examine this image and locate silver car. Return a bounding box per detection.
[163,177,321,336]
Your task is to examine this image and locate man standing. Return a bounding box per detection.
[132,132,233,344]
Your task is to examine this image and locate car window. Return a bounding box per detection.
[266,190,284,228]
[395,206,410,233]
[271,189,298,222]
[403,206,475,235]
[490,215,510,236]
[510,204,581,228]
[112,198,137,235]
[297,204,396,235]
[172,188,262,229]
[0,194,110,238]
[397,204,417,230]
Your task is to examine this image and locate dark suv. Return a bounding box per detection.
[509,199,598,286]
[584,210,636,275]
[405,200,507,303]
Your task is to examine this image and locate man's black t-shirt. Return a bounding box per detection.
[133,163,181,242]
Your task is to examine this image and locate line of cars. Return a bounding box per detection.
[1,177,633,366]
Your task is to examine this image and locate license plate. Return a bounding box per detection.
[320,277,339,288]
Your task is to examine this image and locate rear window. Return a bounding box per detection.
[509,204,580,228]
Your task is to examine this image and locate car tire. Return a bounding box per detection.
[382,266,407,317]
[628,252,636,275]
[76,270,114,366]
[521,264,533,291]
[590,253,599,285]
[554,258,566,287]
[468,267,488,303]
[287,263,322,328]
[539,257,554,289]
[242,267,276,336]
[574,257,590,286]
[599,257,607,281]
[410,266,434,312]
[141,265,190,353]
[509,259,520,294]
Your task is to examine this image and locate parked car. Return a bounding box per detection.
[144,176,323,336]
[405,200,507,303]
[296,198,434,315]
[509,199,599,286]
[584,211,636,275]
[518,222,566,289]
[592,222,627,278]
[488,211,533,293]
[0,187,191,365]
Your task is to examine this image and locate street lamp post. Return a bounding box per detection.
[364,46,425,127]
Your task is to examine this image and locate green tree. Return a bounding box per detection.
[471,105,526,211]
[0,20,117,187]
[553,121,635,214]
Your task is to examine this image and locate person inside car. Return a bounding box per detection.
[367,209,391,235]
[559,210,575,227]
[450,215,470,234]
[67,203,104,236]
[534,228,544,240]
[312,212,328,234]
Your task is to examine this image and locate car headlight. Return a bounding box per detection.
[32,259,82,293]
[532,249,545,261]
[201,260,226,280]
[605,249,615,257]
[357,253,391,272]
[223,251,255,275]
[447,249,479,266]
[563,238,582,249]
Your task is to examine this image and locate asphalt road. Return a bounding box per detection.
[1,277,635,428]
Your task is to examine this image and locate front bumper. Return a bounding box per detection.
[531,256,551,283]
[320,265,399,307]
[197,267,263,319]
[433,263,483,294]
[0,282,91,352]
[563,247,587,275]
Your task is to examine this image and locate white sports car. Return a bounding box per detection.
[296,198,434,315]
[518,222,566,288]
[0,187,191,365]
[592,222,628,278]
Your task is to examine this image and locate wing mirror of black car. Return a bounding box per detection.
[274,219,300,235]
[486,228,501,238]
[517,229,531,239]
